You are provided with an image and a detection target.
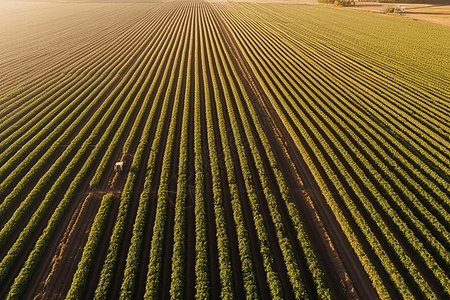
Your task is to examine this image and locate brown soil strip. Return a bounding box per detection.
[30,194,100,300]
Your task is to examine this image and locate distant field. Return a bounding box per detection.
[230,0,318,4]
[350,2,450,27]
[1,1,450,299]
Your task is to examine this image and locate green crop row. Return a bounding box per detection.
[248,4,450,156]
[287,53,450,259]
[253,6,450,262]
[200,7,234,300]
[241,6,450,296]
[170,6,194,299]
[0,13,150,162]
[272,38,450,233]
[223,3,450,298]
[2,6,161,288]
[233,26,396,299]
[4,2,450,299]
[88,39,158,188]
[65,194,113,300]
[89,4,177,188]
[0,3,156,114]
[262,4,450,98]
[0,6,166,293]
[0,19,156,213]
[94,5,184,299]
[207,14,285,300]
[1,42,157,294]
[221,4,394,298]
[269,4,450,175]
[253,9,450,256]
[0,35,148,248]
[208,7,309,299]
[202,7,258,300]
[193,8,210,299]
[142,4,192,299]
[0,73,67,134]
[215,6,332,298]
[3,88,129,299]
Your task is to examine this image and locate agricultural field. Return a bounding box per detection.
[1,0,450,299]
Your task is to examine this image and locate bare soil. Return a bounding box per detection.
[30,194,100,300]
[348,2,450,27]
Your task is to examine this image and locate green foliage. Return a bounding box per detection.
[200,11,234,299]
[143,9,192,300]
[95,25,178,300]
[221,3,450,299]
[193,15,210,300]
[204,19,258,300]
[170,12,194,300]
[0,70,127,290]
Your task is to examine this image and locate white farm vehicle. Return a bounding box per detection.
[114,161,124,172]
